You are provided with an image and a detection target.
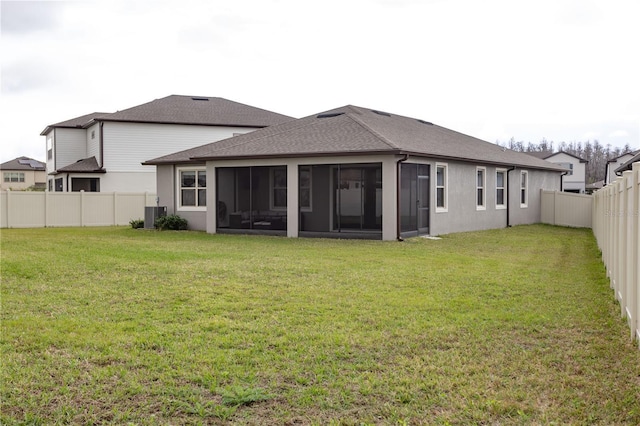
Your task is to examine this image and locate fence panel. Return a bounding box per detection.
[540,190,592,228]
[0,191,155,228]
[592,162,640,345]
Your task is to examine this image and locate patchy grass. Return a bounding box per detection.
[1,225,639,425]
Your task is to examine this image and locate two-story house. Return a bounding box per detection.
[528,151,587,193]
[605,150,640,185]
[41,95,293,193]
[0,157,46,191]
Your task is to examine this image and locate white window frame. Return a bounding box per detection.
[520,170,528,208]
[495,169,507,210]
[270,166,287,211]
[177,167,206,211]
[476,167,486,210]
[4,172,25,183]
[299,165,312,212]
[435,163,448,213]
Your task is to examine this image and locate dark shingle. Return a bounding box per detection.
[102,95,293,127]
[145,105,567,172]
[41,96,294,135]
[56,157,104,173]
[0,156,45,171]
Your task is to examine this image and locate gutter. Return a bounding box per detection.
[506,166,516,227]
[396,154,409,241]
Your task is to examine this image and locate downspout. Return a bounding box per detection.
[559,171,568,192]
[396,154,409,241]
[506,166,516,228]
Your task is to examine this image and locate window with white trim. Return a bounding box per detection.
[178,168,206,209]
[435,163,448,212]
[520,170,528,207]
[299,166,312,211]
[270,166,287,210]
[3,172,25,183]
[496,169,506,209]
[476,167,486,210]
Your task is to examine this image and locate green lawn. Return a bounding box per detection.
[1,225,639,425]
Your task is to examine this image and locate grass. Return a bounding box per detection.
[1,224,639,425]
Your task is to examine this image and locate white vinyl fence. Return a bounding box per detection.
[592,162,640,344]
[0,191,156,228]
[540,190,593,228]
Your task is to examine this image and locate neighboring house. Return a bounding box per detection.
[606,150,640,184]
[585,180,604,194]
[144,105,565,240]
[614,150,640,175]
[0,157,46,191]
[41,95,293,193]
[527,151,586,193]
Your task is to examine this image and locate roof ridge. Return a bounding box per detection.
[346,110,401,150]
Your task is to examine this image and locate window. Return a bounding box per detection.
[558,162,573,175]
[435,163,448,212]
[476,167,486,210]
[48,179,53,192]
[47,136,53,160]
[91,130,95,140]
[270,167,287,210]
[55,178,63,192]
[520,171,528,207]
[496,169,506,209]
[179,168,206,209]
[299,166,312,211]
[3,172,25,183]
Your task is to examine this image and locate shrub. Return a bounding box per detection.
[129,219,144,229]
[155,214,188,231]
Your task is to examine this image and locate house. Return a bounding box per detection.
[606,150,640,184]
[585,180,604,194]
[40,95,293,193]
[527,151,586,193]
[614,150,640,175]
[144,105,566,240]
[0,157,46,191]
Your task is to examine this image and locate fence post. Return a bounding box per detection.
[113,192,118,226]
[80,190,85,227]
[633,163,640,343]
[5,189,10,228]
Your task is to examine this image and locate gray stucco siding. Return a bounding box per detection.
[508,168,561,226]
[429,161,507,236]
[156,163,207,231]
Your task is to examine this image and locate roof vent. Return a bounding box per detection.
[417,119,433,125]
[317,112,345,119]
[371,110,391,117]
[191,97,209,101]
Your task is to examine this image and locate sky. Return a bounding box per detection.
[1,0,639,164]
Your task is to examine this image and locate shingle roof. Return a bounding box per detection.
[40,113,110,135]
[144,105,567,172]
[527,150,587,163]
[614,151,640,174]
[55,156,105,173]
[41,96,294,135]
[103,95,294,127]
[0,156,45,171]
